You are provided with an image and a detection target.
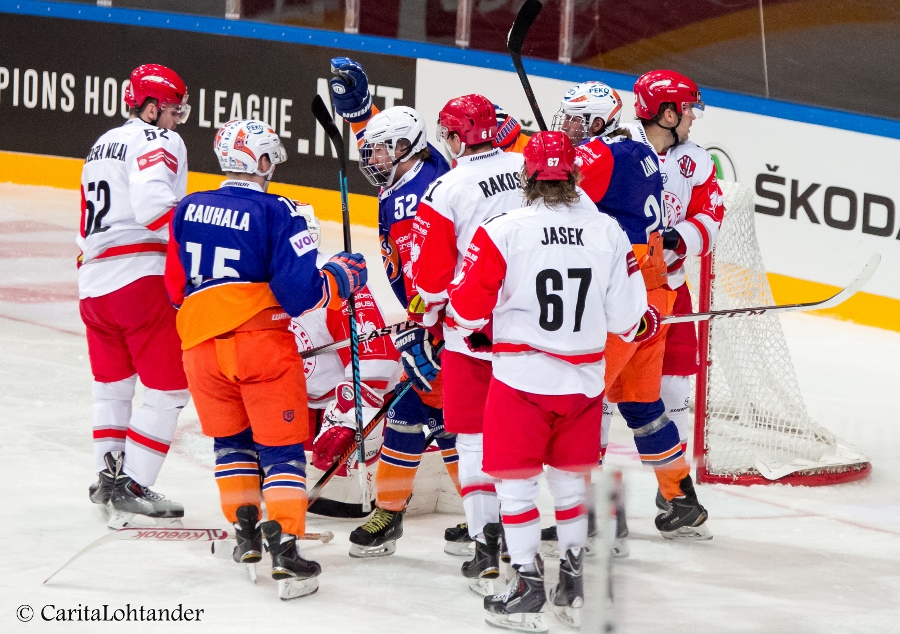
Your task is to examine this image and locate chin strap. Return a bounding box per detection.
[653,111,682,146]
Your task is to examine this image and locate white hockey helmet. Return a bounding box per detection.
[214,119,287,180]
[293,201,321,250]
[551,81,623,144]
[359,106,427,186]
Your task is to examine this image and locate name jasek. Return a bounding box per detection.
[541,226,584,246]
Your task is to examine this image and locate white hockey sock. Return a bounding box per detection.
[601,397,616,466]
[456,433,499,540]
[496,477,541,568]
[660,374,692,446]
[546,466,588,554]
[123,388,190,487]
[92,376,137,473]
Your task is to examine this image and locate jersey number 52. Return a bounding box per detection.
[536,268,592,332]
[82,180,111,237]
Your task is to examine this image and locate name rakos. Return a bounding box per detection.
[183,203,250,232]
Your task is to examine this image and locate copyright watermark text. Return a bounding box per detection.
[16,603,204,623]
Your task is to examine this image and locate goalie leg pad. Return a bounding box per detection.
[660,374,692,449]
[123,387,190,487]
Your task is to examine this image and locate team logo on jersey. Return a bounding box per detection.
[625,251,639,276]
[290,324,317,378]
[678,155,696,179]
[137,148,178,174]
[663,191,684,226]
[381,234,401,283]
[283,410,295,422]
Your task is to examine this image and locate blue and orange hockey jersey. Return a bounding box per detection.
[165,180,338,349]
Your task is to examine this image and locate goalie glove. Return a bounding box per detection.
[632,305,662,344]
[311,381,384,471]
[395,328,441,392]
[329,57,373,123]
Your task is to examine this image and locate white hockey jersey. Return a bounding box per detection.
[77,118,188,299]
[622,122,724,288]
[447,193,647,398]
[410,148,525,359]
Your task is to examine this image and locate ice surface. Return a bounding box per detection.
[1,183,899,633]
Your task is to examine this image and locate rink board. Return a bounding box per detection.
[0,0,898,331]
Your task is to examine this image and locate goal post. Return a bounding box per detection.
[687,181,871,486]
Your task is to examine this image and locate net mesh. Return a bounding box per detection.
[684,182,867,480]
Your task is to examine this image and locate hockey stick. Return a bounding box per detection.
[308,379,415,504]
[662,253,881,324]
[210,530,334,559]
[301,319,420,359]
[44,527,228,584]
[311,94,371,514]
[508,0,548,131]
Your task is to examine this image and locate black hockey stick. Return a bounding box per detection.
[508,0,548,131]
[301,319,420,359]
[662,253,880,324]
[311,94,371,513]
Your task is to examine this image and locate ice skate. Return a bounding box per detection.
[444,521,474,556]
[484,554,548,632]
[655,488,670,516]
[349,507,403,558]
[261,520,321,600]
[655,475,712,540]
[462,522,501,596]
[549,548,584,628]
[106,459,184,529]
[88,452,118,515]
[612,502,630,558]
[539,510,601,558]
[500,521,510,564]
[232,504,262,583]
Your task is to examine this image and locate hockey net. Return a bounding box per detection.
[684,181,871,486]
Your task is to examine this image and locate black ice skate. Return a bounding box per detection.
[106,460,184,529]
[88,452,118,507]
[261,520,321,600]
[233,504,263,583]
[349,507,404,558]
[444,521,474,556]
[539,510,600,558]
[462,522,501,596]
[612,496,630,559]
[655,488,670,516]
[484,554,548,633]
[655,475,712,540]
[549,548,584,628]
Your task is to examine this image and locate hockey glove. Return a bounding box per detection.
[322,252,368,299]
[464,320,493,353]
[493,104,522,150]
[632,305,662,344]
[312,381,384,471]
[329,57,373,123]
[395,328,441,392]
[661,227,687,256]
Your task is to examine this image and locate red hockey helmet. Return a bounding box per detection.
[436,94,497,155]
[124,64,190,120]
[523,131,576,181]
[633,70,702,120]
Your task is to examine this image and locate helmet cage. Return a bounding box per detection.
[358,128,423,187]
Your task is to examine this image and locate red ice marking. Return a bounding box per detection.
[0,282,79,303]
[0,220,72,234]
[0,241,81,258]
[717,487,900,537]
[0,313,82,337]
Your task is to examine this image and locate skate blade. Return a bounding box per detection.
[611,536,630,559]
[246,563,257,584]
[660,523,713,541]
[107,510,183,530]
[552,604,582,629]
[468,576,497,597]
[277,577,318,600]
[349,541,396,559]
[485,611,549,633]
[538,541,559,558]
[444,541,474,556]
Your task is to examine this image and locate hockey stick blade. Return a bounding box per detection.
[508,0,547,131]
[663,253,881,324]
[301,320,420,359]
[44,527,228,584]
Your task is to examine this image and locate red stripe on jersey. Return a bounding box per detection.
[575,138,614,203]
[411,202,459,296]
[625,250,639,276]
[146,207,174,232]
[136,148,179,174]
[502,506,540,525]
[93,428,127,440]
[126,428,170,454]
[492,342,604,365]
[686,216,710,255]
[95,242,167,260]
[555,504,586,522]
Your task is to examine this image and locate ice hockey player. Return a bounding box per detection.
[328,57,464,558]
[79,64,192,529]
[623,70,724,519]
[164,119,369,600]
[410,93,526,594]
[446,131,650,631]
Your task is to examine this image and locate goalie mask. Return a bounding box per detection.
[551,81,622,145]
[214,119,287,180]
[359,106,427,187]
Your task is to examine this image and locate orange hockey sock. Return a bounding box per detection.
[262,475,308,537]
[437,437,462,495]
[214,456,262,524]
[654,456,691,501]
[375,449,421,511]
